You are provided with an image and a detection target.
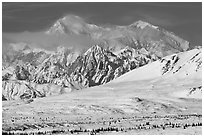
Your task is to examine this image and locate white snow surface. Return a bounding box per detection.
[112,49,202,83]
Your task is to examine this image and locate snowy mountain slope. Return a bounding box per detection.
[110,48,202,99]
[112,48,202,83]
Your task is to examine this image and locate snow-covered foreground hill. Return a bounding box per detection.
[112,48,201,82]
[2,48,202,135]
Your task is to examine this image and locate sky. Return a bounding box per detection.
[2,2,202,46]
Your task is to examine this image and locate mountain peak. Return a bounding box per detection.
[61,14,85,24]
[84,45,104,55]
[130,20,158,29]
[46,20,66,34]
[46,14,88,35]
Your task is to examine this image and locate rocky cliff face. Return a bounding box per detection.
[34,45,159,87]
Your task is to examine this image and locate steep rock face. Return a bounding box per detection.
[69,45,117,86]
[67,45,159,87]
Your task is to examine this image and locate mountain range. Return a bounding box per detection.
[2,15,200,102]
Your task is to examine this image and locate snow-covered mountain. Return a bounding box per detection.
[45,15,189,57]
[2,42,52,68]
[2,15,199,101]
[2,44,159,100]
[112,48,202,83]
[2,80,72,101]
[111,48,202,98]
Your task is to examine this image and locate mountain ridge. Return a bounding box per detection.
[2,14,199,102]
[45,15,190,57]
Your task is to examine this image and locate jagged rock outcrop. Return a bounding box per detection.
[57,45,158,87]
[188,86,202,97]
[28,45,154,87]
[2,80,72,101]
[2,44,160,101]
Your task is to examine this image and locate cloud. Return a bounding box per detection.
[2,31,98,52]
